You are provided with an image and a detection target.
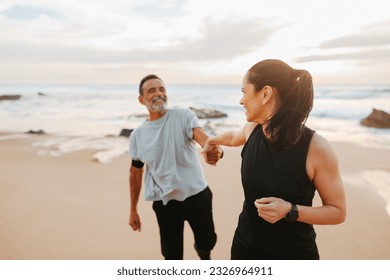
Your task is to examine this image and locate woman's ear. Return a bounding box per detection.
[261,86,274,105]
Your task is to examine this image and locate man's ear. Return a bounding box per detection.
[261,86,274,105]
[138,95,145,105]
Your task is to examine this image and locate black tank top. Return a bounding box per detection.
[239,124,318,259]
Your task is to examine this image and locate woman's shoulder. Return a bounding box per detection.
[310,132,331,151]
[308,132,339,167]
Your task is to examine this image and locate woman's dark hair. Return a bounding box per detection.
[246,59,313,150]
[138,74,162,95]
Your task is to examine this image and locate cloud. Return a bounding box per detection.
[124,18,286,62]
[0,4,63,20]
[295,48,390,64]
[3,1,388,85]
[131,0,187,20]
[295,20,390,66]
[318,20,390,49]
[0,18,285,65]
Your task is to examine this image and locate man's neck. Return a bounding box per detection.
[148,109,168,121]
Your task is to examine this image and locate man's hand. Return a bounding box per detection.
[202,144,223,166]
[129,210,142,232]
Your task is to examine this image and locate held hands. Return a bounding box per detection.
[254,197,291,224]
[202,141,223,166]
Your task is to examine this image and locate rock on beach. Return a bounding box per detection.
[189,107,228,119]
[0,94,21,101]
[360,108,390,129]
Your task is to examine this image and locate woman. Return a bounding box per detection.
[204,59,346,259]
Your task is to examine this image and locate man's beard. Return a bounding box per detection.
[148,96,167,113]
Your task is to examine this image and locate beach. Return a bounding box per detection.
[1,132,390,260]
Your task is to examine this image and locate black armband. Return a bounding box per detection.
[132,159,144,168]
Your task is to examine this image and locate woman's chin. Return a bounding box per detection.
[245,113,251,122]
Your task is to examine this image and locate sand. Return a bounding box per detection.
[1,132,390,260]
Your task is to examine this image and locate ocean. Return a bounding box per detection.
[1,83,389,155]
[1,84,390,215]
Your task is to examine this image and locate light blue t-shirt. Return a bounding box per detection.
[129,108,207,205]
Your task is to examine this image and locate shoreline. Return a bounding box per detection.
[1,131,390,259]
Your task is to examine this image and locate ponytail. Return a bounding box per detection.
[247,60,314,150]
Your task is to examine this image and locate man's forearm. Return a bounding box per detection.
[129,166,143,211]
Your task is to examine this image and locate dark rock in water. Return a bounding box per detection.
[37,92,47,96]
[189,107,228,119]
[127,113,148,119]
[26,129,46,135]
[128,108,227,120]
[119,128,134,137]
[0,94,21,101]
[360,108,390,128]
[134,113,148,118]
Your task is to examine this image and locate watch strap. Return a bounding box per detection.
[285,202,299,222]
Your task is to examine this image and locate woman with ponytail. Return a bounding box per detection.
[203,59,346,259]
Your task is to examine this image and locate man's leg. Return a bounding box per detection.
[152,200,184,260]
[184,187,217,260]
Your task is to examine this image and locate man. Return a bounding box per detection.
[128,74,222,260]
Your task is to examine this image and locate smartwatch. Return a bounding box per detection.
[285,202,299,222]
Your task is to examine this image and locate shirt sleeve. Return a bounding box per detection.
[184,109,201,140]
[132,159,144,168]
[129,131,141,161]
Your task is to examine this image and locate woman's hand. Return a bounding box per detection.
[254,197,292,224]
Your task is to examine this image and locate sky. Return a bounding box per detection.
[0,0,389,86]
